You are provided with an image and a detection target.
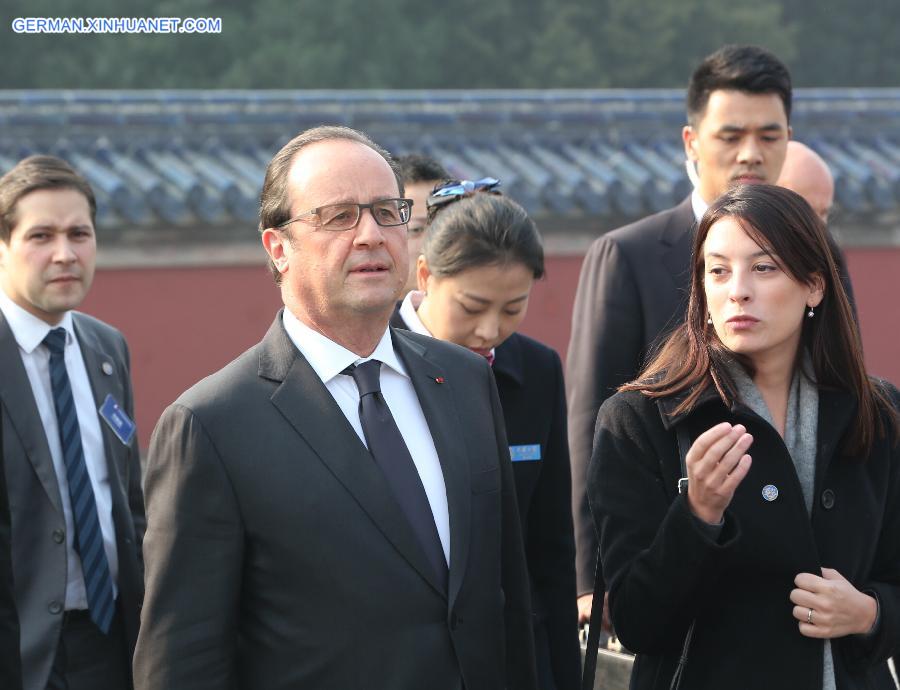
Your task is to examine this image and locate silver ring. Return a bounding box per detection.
[807,608,814,625]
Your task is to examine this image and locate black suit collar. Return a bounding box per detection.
[658,195,697,247]
[492,334,524,388]
[260,312,471,602]
[659,196,698,295]
[389,301,406,330]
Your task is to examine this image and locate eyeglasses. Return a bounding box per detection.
[275,198,413,232]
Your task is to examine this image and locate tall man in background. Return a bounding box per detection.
[0,155,145,690]
[396,153,449,296]
[567,45,793,624]
[134,126,537,690]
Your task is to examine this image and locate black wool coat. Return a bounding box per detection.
[588,383,900,690]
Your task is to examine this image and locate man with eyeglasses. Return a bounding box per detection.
[134,126,538,690]
[396,154,450,296]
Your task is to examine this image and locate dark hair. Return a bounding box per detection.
[687,45,792,126]
[0,155,96,243]
[259,125,403,283]
[396,153,449,185]
[422,193,544,280]
[627,184,896,457]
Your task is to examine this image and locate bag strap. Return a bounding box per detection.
[580,554,605,690]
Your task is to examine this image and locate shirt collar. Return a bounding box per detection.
[691,189,709,223]
[0,286,74,354]
[281,308,408,384]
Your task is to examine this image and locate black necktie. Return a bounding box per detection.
[344,360,448,592]
[43,327,115,633]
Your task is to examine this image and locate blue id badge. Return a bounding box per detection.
[99,394,136,446]
[509,444,542,462]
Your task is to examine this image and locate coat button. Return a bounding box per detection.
[52,529,65,544]
[48,601,63,615]
[821,489,836,510]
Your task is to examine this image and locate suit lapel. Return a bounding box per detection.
[492,334,524,388]
[659,196,697,293]
[261,316,448,598]
[392,330,471,608]
[0,312,63,515]
[72,316,133,536]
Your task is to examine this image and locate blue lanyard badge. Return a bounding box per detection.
[99,393,136,445]
[509,444,542,462]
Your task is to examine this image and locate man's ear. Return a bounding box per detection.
[682,125,699,161]
[261,228,291,277]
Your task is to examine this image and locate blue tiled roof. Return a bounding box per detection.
[1,89,899,231]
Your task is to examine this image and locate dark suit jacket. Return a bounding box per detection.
[0,412,22,690]
[134,313,538,690]
[0,310,144,690]
[567,197,695,596]
[493,333,580,690]
[392,305,580,689]
[567,196,859,596]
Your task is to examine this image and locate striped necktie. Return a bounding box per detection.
[43,328,115,634]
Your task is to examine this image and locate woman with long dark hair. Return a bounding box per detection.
[392,183,581,690]
[588,184,899,689]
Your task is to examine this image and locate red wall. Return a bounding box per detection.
[80,249,900,449]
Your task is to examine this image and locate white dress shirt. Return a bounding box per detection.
[0,288,119,608]
[282,309,451,565]
[691,188,709,222]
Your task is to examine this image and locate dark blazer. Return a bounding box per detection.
[567,196,859,596]
[392,308,580,689]
[133,313,538,690]
[567,197,695,594]
[493,333,581,690]
[588,383,900,690]
[0,411,22,690]
[0,310,144,690]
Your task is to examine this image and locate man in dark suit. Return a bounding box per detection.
[133,126,537,690]
[567,45,793,625]
[0,156,145,690]
[0,415,23,690]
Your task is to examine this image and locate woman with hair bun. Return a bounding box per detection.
[392,181,581,690]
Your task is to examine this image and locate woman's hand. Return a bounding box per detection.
[685,422,753,524]
[790,568,878,638]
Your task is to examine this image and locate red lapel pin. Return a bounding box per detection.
[434,376,445,384]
